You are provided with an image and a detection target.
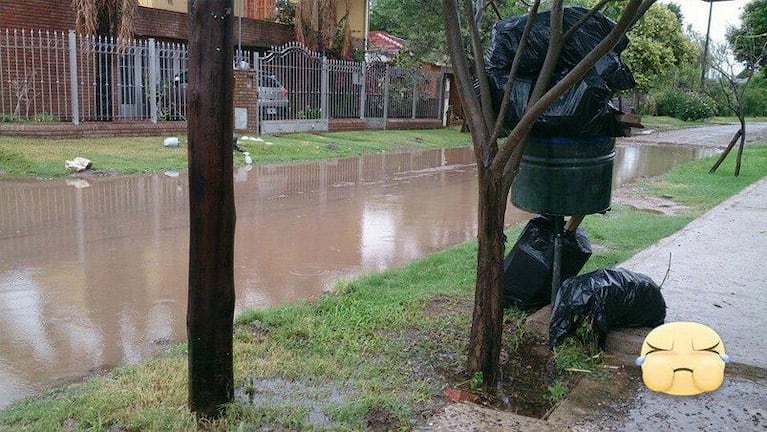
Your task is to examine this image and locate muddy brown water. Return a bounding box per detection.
[0,143,716,407]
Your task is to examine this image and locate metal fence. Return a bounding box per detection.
[1,28,446,132]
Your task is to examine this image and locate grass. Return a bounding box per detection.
[1,143,766,430]
[0,128,471,177]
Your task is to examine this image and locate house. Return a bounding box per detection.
[367,31,408,63]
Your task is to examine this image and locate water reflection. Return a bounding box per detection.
[0,143,716,407]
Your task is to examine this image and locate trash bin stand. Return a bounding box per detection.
[550,215,565,304]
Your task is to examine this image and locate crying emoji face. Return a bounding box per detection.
[636,322,730,396]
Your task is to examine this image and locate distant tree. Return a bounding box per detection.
[706,38,767,176]
[622,3,698,92]
[728,0,767,69]
[666,2,683,24]
[371,0,525,62]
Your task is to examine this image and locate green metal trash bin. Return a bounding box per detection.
[512,136,615,216]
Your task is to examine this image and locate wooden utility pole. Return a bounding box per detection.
[187,0,236,418]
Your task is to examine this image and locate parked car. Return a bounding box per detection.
[163,71,290,120]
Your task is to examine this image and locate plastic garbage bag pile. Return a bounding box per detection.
[484,6,636,137]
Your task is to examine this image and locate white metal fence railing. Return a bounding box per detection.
[1,28,447,131]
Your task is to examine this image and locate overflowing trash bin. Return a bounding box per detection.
[490,7,661,342]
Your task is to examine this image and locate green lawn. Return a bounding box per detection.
[1,142,766,431]
[0,128,471,178]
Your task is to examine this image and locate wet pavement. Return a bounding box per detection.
[0,143,717,408]
[623,122,767,147]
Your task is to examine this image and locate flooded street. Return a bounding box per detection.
[0,142,716,407]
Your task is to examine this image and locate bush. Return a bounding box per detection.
[654,89,715,121]
[635,94,657,116]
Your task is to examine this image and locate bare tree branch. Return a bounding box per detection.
[562,0,612,42]
[443,0,490,163]
[464,0,496,140]
[528,0,564,106]
[489,0,541,144]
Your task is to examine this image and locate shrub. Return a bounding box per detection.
[654,89,715,121]
[635,94,657,116]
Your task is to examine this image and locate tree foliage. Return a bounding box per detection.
[621,3,698,92]
[370,0,525,62]
[728,0,767,69]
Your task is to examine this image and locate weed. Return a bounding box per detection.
[546,381,567,404]
[469,371,484,391]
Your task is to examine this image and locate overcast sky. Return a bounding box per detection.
[661,0,749,44]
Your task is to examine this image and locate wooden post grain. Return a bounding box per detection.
[187,0,236,418]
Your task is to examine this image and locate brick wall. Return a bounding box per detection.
[0,0,294,50]
[0,0,75,32]
[233,70,258,132]
[135,6,293,49]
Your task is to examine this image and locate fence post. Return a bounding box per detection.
[253,54,260,133]
[382,64,390,129]
[411,71,417,119]
[68,30,80,125]
[321,56,329,121]
[149,38,158,123]
[359,63,366,121]
[437,70,446,121]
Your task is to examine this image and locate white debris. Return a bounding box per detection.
[163,137,180,147]
[243,152,253,165]
[164,171,180,178]
[253,137,265,142]
[64,157,92,172]
[65,179,90,189]
[264,141,274,146]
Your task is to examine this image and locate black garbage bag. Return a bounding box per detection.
[531,70,619,137]
[594,52,636,92]
[486,73,532,137]
[549,268,666,349]
[486,70,620,138]
[485,6,630,75]
[503,216,592,311]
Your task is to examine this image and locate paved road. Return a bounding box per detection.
[622,122,767,147]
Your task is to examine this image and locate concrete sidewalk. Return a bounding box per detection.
[554,177,767,431]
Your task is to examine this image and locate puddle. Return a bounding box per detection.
[0,144,716,408]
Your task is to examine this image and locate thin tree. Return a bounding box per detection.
[442,0,655,385]
[71,0,138,120]
[706,38,767,176]
[72,0,137,39]
[187,0,237,418]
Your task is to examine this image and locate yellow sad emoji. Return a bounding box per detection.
[636,322,730,396]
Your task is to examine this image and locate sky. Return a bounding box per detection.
[661,0,749,45]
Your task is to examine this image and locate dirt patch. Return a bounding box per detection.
[366,404,402,431]
[437,321,580,420]
[422,294,473,318]
[613,183,688,215]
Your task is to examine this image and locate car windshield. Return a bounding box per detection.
[258,76,281,87]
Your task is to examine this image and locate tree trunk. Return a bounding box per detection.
[735,116,746,176]
[187,0,236,418]
[468,165,508,384]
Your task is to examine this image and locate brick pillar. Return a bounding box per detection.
[233,69,258,133]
